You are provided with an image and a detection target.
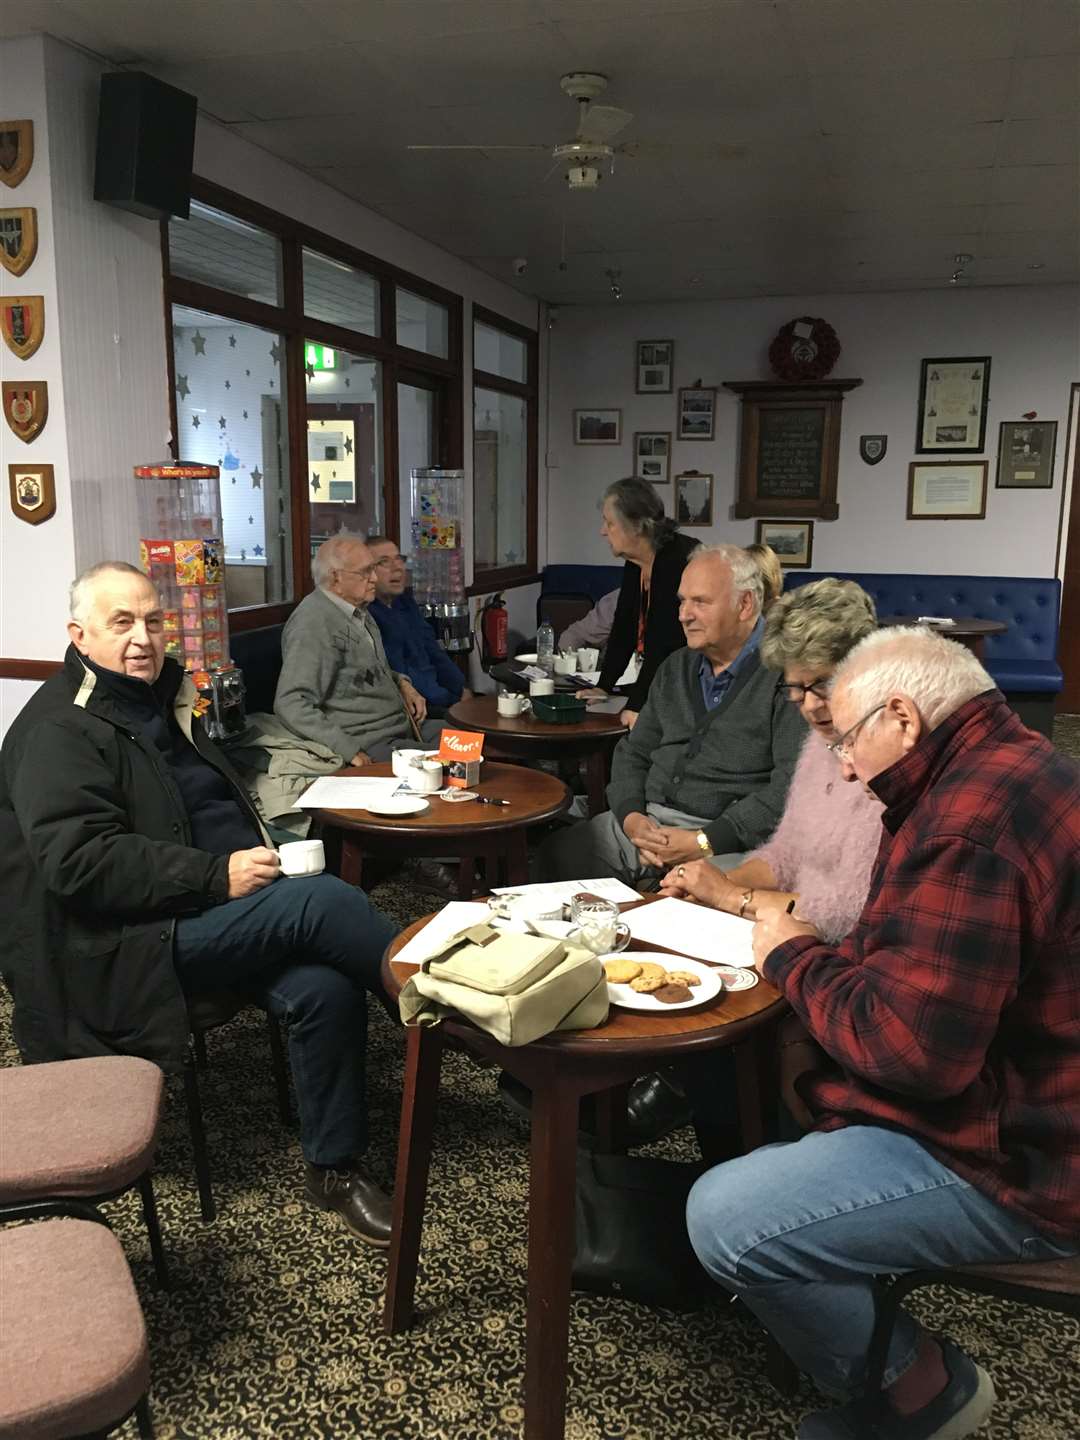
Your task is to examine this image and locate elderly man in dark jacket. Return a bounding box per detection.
[0,561,398,1246]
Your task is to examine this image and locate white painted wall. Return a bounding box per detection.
[0,36,77,665]
[546,287,1080,577]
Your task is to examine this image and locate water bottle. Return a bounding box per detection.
[537,618,555,673]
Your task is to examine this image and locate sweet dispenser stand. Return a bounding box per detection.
[409,467,471,653]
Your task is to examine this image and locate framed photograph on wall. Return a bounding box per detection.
[573,408,621,445]
[915,356,991,453]
[635,339,673,393]
[995,420,1057,489]
[755,518,814,568]
[674,470,714,526]
[634,430,671,483]
[678,386,716,440]
[907,461,988,519]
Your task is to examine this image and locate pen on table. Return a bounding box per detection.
[476,796,510,806]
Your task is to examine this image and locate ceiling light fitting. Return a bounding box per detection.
[604,267,623,301]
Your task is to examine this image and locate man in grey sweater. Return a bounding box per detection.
[275,533,443,764]
[538,545,804,887]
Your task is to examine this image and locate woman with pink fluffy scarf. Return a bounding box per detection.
[660,577,884,943]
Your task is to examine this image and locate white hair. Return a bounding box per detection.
[312,531,368,589]
[69,561,155,624]
[833,626,995,732]
[685,543,764,619]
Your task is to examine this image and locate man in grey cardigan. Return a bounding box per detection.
[538,545,803,887]
[275,533,443,764]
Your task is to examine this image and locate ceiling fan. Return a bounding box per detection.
[408,72,745,191]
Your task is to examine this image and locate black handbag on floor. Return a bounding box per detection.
[572,1146,710,1311]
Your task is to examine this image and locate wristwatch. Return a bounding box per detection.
[695,830,713,857]
[738,889,754,918]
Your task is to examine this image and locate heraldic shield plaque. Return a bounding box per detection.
[860,434,888,465]
[1,295,45,359]
[0,120,34,189]
[0,206,38,276]
[3,380,48,441]
[9,463,56,525]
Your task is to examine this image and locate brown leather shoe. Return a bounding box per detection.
[304,1162,392,1247]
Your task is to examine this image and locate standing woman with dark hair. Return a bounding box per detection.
[587,477,699,727]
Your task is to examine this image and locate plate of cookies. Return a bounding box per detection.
[601,953,724,1011]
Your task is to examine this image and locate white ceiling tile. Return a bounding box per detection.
[990,164,1078,209]
[824,123,1003,174]
[1007,53,1080,118]
[56,0,326,62]
[297,0,548,44]
[787,0,1021,69]
[1014,0,1080,56]
[811,58,1014,132]
[996,118,1079,167]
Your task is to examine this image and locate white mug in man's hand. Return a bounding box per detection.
[278,839,325,877]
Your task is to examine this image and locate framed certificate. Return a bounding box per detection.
[916,357,991,453]
[995,420,1057,489]
[907,461,988,519]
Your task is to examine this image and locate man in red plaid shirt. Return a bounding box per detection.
[687,627,1079,1440]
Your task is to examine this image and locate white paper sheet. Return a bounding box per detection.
[575,670,602,685]
[489,876,641,905]
[389,901,492,967]
[296,775,400,809]
[624,896,756,967]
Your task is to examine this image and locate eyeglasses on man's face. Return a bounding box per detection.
[338,564,378,580]
[374,553,408,570]
[827,702,887,762]
[781,677,831,704]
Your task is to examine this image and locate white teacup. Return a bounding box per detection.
[497,691,528,717]
[489,893,565,928]
[553,652,577,676]
[391,747,427,778]
[278,839,325,877]
[529,677,555,697]
[576,647,600,672]
[408,760,443,794]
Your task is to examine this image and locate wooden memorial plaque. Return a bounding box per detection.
[724,379,862,521]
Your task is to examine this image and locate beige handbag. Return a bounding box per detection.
[398,922,609,1047]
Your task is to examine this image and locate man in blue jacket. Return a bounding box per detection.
[366,535,471,715]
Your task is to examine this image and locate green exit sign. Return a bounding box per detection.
[305,343,338,371]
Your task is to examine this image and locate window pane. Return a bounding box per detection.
[398,381,437,554]
[474,387,527,572]
[172,306,292,605]
[168,202,282,307]
[306,346,383,559]
[474,320,528,383]
[396,287,449,358]
[302,248,380,336]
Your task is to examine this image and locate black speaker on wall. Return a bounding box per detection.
[94,71,197,221]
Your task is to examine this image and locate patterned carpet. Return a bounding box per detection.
[3,716,1079,1439]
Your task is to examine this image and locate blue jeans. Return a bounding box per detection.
[173,874,399,1167]
[686,1126,1076,1397]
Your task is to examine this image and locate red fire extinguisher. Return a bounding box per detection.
[480,592,508,669]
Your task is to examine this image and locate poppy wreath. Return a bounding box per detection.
[768,316,841,381]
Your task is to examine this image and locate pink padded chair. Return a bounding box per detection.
[0,1056,170,1289]
[0,1214,154,1438]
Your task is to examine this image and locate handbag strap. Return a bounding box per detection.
[418,921,499,972]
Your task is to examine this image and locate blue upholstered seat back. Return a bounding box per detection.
[230,625,284,716]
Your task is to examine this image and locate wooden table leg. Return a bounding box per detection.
[733,1032,774,1153]
[456,853,476,900]
[339,836,365,888]
[506,831,529,886]
[584,748,609,817]
[384,1024,445,1334]
[591,1082,630,1152]
[524,1077,580,1440]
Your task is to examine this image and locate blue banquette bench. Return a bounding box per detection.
[539,564,1063,736]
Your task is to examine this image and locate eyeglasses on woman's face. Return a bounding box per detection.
[781,677,831,704]
[827,702,887,762]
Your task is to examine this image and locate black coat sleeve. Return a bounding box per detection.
[625,535,698,712]
[11,717,229,920]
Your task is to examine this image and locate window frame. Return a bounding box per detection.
[469,303,539,593]
[161,177,463,630]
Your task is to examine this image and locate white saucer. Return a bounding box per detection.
[604,953,724,1012]
[515,652,538,663]
[364,795,429,816]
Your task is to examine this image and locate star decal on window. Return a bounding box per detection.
[191,414,201,429]
[176,374,190,399]
[250,467,263,489]
[191,331,207,355]
[228,334,237,348]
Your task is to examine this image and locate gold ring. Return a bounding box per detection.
[677,866,685,878]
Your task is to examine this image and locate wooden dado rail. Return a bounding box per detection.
[0,658,64,681]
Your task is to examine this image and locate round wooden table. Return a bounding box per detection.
[880,615,1007,660]
[380,902,787,1440]
[311,761,570,899]
[447,693,627,817]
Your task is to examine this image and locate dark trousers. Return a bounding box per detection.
[173,874,399,1166]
